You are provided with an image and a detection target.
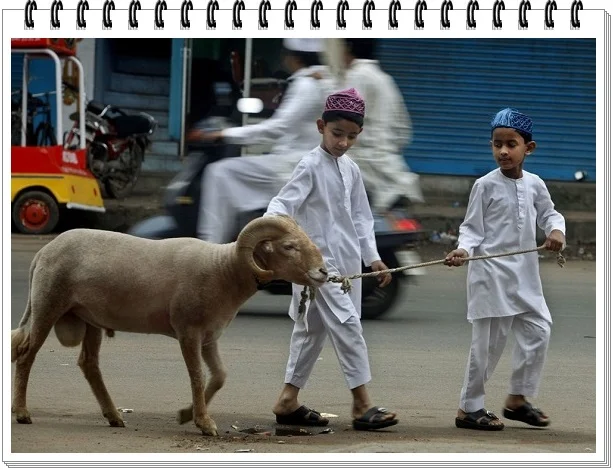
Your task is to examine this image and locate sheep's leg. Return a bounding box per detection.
[202,340,227,404]
[177,340,227,425]
[12,320,55,424]
[78,323,124,427]
[178,333,218,436]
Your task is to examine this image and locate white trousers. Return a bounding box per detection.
[197,155,283,243]
[284,302,371,391]
[459,312,551,413]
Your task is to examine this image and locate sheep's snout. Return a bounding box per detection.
[307,267,327,287]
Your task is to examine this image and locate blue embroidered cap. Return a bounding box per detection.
[491,108,533,136]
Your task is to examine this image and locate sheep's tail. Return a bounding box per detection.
[11,251,40,362]
[17,251,39,329]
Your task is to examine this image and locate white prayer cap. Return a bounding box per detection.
[283,38,323,53]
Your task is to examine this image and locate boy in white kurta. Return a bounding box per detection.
[265,88,399,431]
[445,108,566,431]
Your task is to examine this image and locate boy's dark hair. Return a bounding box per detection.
[345,39,377,60]
[491,127,532,143]
[281,47,321,68]
[322,110,364,128]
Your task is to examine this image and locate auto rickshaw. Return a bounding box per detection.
[11,39,105,235]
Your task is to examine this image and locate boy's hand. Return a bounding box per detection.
[444,248,469,267]
[545,229,565,252]
[370,260,392,287]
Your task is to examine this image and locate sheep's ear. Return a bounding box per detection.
[261,241,274,254]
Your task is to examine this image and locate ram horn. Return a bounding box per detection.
[236,215,296,281]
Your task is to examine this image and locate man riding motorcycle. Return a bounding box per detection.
[188,38,332,243]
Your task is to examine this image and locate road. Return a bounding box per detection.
[9,235,597,456]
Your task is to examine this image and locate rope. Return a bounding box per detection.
[297,244,565,316]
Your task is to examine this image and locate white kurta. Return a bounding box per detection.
[197,66,332,242]
[338,59,424,210]
[457,169,566,322]
[266,145,381,323]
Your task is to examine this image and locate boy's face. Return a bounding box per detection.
[317,118,362,158]
[490,127,536,175]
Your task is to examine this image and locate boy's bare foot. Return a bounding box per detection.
[272,397,300,417]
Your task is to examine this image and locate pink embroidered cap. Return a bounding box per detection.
[324,88,365,117]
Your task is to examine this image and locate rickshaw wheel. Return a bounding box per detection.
[13,191,60,235]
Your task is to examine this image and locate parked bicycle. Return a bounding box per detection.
[11,89,57,147]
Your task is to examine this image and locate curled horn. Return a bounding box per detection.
[236,215,296,280]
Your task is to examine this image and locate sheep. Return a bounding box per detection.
[11,215,327,436]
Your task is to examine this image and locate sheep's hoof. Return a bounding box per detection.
[104,411,125,427]
[177,407,193,425]
[15,410,32,424]
[196,417,218,436]
[200,427,218,437]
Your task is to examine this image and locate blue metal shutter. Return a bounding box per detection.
[377,39,596,182]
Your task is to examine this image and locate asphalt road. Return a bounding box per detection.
[9,235,597,456]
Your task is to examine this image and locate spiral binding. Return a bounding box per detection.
[259,0,272,29]
[285,0,297,28]
[102,0,114,29]
[466,0,478,29]
[181,0,193,29]
[128,0,141,29]
[76,0,89,29]
[19,0,592,32]
[50,0,62,29]
[207,0,219,29]
[233,0,245,29]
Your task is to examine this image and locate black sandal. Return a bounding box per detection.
[352,407,399,431]
[503,402,550,427]
[275,405,329,426]
[455,409,504,431]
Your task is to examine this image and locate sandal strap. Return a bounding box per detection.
[467,408,500,424]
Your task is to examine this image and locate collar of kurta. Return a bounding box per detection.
[318,146,348,166]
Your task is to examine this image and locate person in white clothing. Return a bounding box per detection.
[189,39,332,243]
[445,108,566,431]
[266,88,399,431]
[327,39,424,211]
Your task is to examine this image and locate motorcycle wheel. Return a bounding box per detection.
[104,144,143,199]
[361,273,400,320]
[360,250,402,320]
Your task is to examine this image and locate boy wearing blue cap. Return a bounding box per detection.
[445,108,566,431]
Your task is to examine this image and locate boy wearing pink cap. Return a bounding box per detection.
[265,88,398,431]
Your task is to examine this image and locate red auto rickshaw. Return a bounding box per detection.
[11,38,105,235]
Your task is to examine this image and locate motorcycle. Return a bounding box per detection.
[129,99,425,320]
[63,84,157,199]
